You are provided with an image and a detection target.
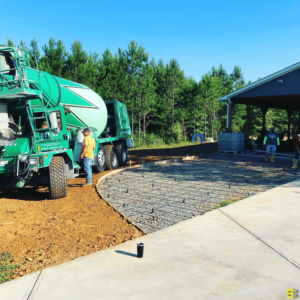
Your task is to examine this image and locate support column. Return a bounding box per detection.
[227,102,235,132]
[260,107,268,135]
[246,105,250,138]
[286,109,293,140]
[298,112,300,134]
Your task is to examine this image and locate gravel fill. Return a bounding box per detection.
[98,154,300,233]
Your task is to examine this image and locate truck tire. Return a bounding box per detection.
[116,143,128,166]
[49,156,67,199]
[94,144,106,173]
[104,145,119,170]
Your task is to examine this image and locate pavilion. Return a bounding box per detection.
[218,62,300,139]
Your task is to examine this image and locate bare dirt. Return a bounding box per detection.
[0,143,217,280]
[0,170,143,279]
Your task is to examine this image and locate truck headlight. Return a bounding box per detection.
[29,157,39,166]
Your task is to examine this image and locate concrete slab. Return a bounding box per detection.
[2,179,300,300]
[3,209,300,300]
[220,179,300,266]
[0,271,40,300]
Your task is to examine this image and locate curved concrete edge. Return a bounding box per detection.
[95,158,183,235]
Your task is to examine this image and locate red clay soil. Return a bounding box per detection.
[0,170,143,279]
[0,143,217,280]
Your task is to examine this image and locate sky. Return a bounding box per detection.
[2,0,300,83]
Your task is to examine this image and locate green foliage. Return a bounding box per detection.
[171,122,182,141]
[8,37,297,146]
[39,38,67,77]
[6,38,14,47]
[220,200,232,207]
[0,252,19,284]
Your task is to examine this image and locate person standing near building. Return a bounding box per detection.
[292,134,300,169]
[80,128,95,186]
[263,127,280,162]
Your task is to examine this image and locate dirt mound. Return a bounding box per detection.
[0,144,217,280]
[0,170,143,279]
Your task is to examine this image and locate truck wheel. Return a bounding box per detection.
[49,156,67,199]
[116,143,128,166]
[104,145,119,170]
[94,144,106,172]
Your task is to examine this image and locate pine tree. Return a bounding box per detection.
[63,40,87,82]
[6,38,14,47]
[123,40,149,138]
[230,66,247,132]
[39,38,68,77]
[165,59,184,132]
[139,63,156,144]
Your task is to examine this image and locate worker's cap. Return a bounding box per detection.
[83,128,90,133]
[270,127,275,131]
[64,105,71,111]
[41,121,47,126]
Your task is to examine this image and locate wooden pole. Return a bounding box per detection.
[246,105,250,138]
[227,102,235,132]
[260,107,268,134]
[286,109,293,140]
[298,112,300,134]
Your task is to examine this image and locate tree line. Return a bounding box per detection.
[3,38,297,146]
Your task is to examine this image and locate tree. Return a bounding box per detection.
[123,40,149,138]
[138,63,156,144]
[165,59,184,131]
[6,38,14,47]
[198,74,223,139]
[230,66,247,132]
[97,48,127,101]
[39,38,68,77]
[29,38,40,68]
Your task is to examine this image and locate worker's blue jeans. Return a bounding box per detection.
[266,145,276,155]
[83,158,93,184]
[295,147,300,160]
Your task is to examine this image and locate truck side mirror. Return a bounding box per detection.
[49,112,60,134]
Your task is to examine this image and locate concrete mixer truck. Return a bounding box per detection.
[0,46,133,198]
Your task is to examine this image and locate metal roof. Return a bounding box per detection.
[218,61,300,102]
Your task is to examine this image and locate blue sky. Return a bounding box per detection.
[2,0,300,83]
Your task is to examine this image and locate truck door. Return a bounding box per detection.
[116,102,131,137]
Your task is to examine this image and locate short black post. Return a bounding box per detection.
[137,243,144,258]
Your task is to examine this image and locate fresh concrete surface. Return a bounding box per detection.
[1,180,300,300]
[220,179,300,267]
[0,271,40,300]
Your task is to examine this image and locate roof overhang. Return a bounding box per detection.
[218,61,300,102]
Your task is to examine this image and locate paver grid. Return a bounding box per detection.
[99,155,300,233]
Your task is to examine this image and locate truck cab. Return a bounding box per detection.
[0,46,79,198]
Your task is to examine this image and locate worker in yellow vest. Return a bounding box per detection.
[263,127,280,162]
[80,128,95,186]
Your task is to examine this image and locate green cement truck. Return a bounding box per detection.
[0,47,133,198]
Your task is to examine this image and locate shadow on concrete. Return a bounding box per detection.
[115,250,137,258]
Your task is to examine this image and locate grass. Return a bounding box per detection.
[0,252,19,284]
[214,201,233,210]
[220,200,232,207]
[205,200,233,213]
[131,141,198,150]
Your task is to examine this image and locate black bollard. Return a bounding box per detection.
[137,243,144,258]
